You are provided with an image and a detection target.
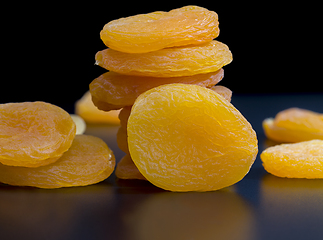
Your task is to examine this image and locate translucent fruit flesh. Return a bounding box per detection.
[95,40,232,77]
[0,135,116,188]
[127,84,258,191]
[0,102,76,167]
[261,139,323,178]
[90,69,224,111]
[100,5,219,53]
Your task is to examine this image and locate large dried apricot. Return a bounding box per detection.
[0,102,76,167]
[261,139,323,178]
[90,69,224,111]
[263,108,323,142]
[95,40,232,77]
[100,6,219,53]
[127,84,258,192]
[0,135,116,188]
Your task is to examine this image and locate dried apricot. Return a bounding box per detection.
[95,40,232,77]
[263,108,323,142]
[116,126,129,154]
[127,84,258,192]
[261,139,323,178]
[70,114,86,134]
[100,6,219,53]
[209,85,232,102]
[90,69,224,111]
[0,135,116,188]
[75,91,120,124]
[115,154,146,180]
[0,102,76,167]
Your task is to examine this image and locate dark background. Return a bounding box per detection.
[2,2,322,110]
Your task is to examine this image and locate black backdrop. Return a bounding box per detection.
[2,2,322,110]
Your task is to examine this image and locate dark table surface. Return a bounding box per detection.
[1,93,323,240]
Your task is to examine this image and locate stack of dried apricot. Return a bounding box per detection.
[0,101,115,188]
[90,5,258,191]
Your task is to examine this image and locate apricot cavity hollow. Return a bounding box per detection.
[127,84,258,192]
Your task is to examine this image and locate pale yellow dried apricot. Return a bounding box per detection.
[127,84,258,192]
[100,6,219,53]
[0,135,116,188]
[210,85,232,102]
[261,139,323,178]
[0,102,76,167]
[263,108,323,142]
[75,91,120,124]
[95,40,232,77]
[90,69,224,111]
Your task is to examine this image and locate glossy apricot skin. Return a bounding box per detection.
[0,135,116,188]
[0,102,76,167]
[261,140,323,179]
[95,40,232,78]
[100,5,219,53]
[263,108,323,143]
[90,69,224,111]
[127,84,258,192]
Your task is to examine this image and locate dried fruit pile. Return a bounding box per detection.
[90,5,258,191]
[0,102,115,188]
[261,108,323,179]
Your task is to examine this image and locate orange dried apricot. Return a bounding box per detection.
[261,139,323,178]
[115,154,146,180]
[100,5,219,53]
[90,69,224,111]
[263,108,323,142]
[0,135,116,188]
[116,126,129,154]
[75,91,120,124]
[118,106,132,129]
[127,84,258,192]
[0,102,76,167]
[95,40,232,77]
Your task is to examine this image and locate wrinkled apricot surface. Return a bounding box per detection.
[263,108,323,142]
[95,40,232,77]
[0,102,76,167]
[75,91,120,124]
[100,6,219,53]
[261,140,323,178]
[127,84,258,192]
[0,135,116,188]
[90,69,224,111]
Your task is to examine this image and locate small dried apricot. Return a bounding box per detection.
[115,154,146,180]
[90,69,224,111]
[0,135,116,188]
[0,102,76,167]
[261,139,323,178]
[263,108,323,142]
[209,85,232,102]
[70,114,86,134]
[100,6,219,53]
[127,84,258,192]
[75,91,120,124]
[95,40,232,77]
